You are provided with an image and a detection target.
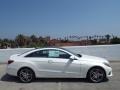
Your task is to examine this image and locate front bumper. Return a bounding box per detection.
[105,66,113,77]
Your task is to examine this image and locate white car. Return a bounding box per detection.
[7,47,112,83]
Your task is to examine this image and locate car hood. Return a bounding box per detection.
[79,54,109,63]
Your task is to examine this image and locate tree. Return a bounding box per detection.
[9,40,16,48]
[15,34,27,47]
[89,36,92,40]
[105,34,111,43]
[110,37,120,44]
[30,35,38,43]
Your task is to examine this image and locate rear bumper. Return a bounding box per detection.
[6,65,18,76]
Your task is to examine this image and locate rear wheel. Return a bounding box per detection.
[18,68,35,83]
[87,67,106,83]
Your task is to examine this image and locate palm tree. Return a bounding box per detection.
[105,34,111,43]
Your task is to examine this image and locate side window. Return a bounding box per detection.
[48,50,70,59]
[25,50,48,57]
[59,51,71,59]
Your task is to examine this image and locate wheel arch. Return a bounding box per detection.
[86,66,106,78]
[17,66,36,78]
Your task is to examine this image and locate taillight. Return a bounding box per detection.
[8,60,14,64]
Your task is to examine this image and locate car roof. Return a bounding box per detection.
[35,47,65,50]
[20,47,72,56]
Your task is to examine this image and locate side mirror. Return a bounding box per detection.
[77,54,82,57]
[69,56,77,60]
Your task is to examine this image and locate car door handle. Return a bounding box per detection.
[48,60,53,63]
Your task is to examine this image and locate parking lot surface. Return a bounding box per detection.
[0,62,120,90]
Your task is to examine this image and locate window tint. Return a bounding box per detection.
[25,49,70,59]
[25,50,48,57]
[48,50,70,59]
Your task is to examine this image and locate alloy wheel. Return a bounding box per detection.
[88,68,105,83]
[18,68,34,83]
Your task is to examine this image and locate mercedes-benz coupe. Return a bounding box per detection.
[7,47,112,83]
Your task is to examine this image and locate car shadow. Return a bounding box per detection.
[1,74,108,83]
[1,74,20,83]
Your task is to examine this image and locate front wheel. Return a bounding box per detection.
[87,67,106,83]
[18,68,35,83]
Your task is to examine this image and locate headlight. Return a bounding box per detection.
[103,62,110,67]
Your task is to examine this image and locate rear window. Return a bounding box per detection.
[25,50,48,57]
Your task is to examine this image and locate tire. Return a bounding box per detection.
[18,68,35,83]
[87,67,106,83]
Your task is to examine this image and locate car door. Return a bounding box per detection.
[45,49,81,77]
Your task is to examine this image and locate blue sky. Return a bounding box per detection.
[0,0,120,39]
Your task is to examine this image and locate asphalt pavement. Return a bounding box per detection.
[0,62,120,90]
